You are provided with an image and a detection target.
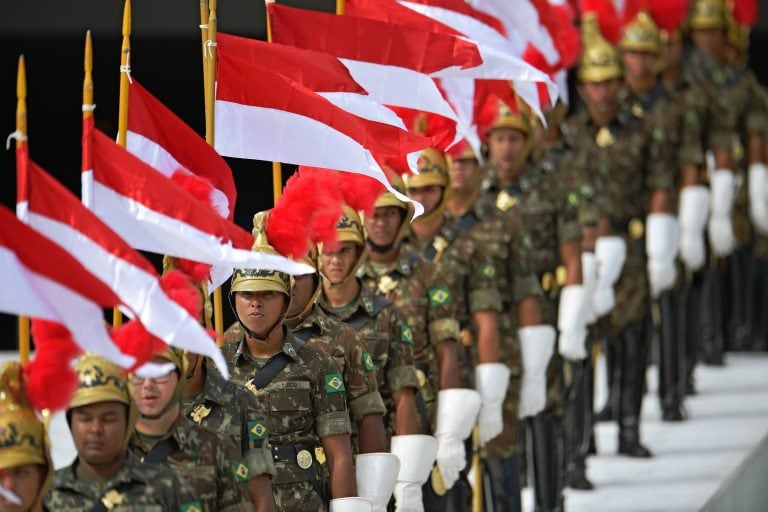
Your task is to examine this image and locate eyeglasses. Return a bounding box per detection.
[130,371,175,386]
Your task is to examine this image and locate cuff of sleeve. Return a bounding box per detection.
[317,411,352,438]
[469,289,502,313]
[387,365,420,392]
[244,448,277,479]
[349,391,387,422]
[514,275,543,302]
[429,318,460,343]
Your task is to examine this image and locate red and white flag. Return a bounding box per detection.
[84,121,316,275]
[126,80,237,220]
[0,204,135,369]
[21,157,230,377]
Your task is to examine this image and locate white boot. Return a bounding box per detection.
[390,435,438,512]
[678,185,709,271]
[355,453,400,512]
[593,236,627,317]
[708,169,736,256]
[475,363,511,445]
[646,213,678,298]
[517,325,556,418]
[557,285,589,360]
[329,497,373,512]
[434,388,481,490]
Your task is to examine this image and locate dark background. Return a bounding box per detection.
[1,0,767,349]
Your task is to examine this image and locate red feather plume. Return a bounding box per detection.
[732,0,758,27]
[579,0,622,44]
[336,172,385,217]
[24,320,82,412]
[110,320,166,372]
[648,0,689,33]
[553,3,582,69]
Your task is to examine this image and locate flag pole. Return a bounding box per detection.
[16,55,30,364]
[199,0,210,97]
[336,0,345,15]
[265,0,282,203]
[113,0,132,328]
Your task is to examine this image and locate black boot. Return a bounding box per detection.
[682,269,703,394]
[700,261,725,366]
[594,316,617,422]
[726,249,751,351]
[482,456,522,512]
[617,322,653,458]
[527,414,565,512]
[657,289,685,421]
[564,358,595,490]
[751,258,768,351]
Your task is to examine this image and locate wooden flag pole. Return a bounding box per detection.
[199,0,210,99]
[264,0,283,203]
[336,0,345,15]
[16,55,30,364]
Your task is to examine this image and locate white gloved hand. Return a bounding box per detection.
[708,169,736,257]
[475,363,511,445]
[356,453,400,512]
[749,163,768,235]
[593,237,627,317]
[390,435,438,512]
[517,325,556,418]
[646,213,679,297]
[434,388,481,490]
[581,252,598,325]
[557,285,589,360]
[329,497,373,512]
[678,185,709,271]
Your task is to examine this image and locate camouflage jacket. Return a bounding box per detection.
[46,450,201,512]
[180,360,276,482]
[358,249,460,420]
[318,282,419,435]
[721,67,768,161]
[129,415,252,512]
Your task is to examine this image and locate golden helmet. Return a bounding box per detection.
[621,12,663,54]
[404,148,451,190]
[70,354,131,410]
[688,0,728,30]
[726,11,750,52]
[578,13,623,83]
[230,211,292,296]
[335,205,365,247]
[486,98,531,136]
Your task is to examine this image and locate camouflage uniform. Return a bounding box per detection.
[221,329,352,512]
[130,415,252,512]
[46,450,201,512]
[358,250,460,429]
[180,360,276,483]
[317,283,419,438]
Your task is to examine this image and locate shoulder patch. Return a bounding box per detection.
[362,352,376,372]
[232,461,250,482]
[400,325,414,345]
[481,263,496,281]
[180,502,204,512]
[428,286,452,306]
[248,420,268,440]
[324,373,346,394]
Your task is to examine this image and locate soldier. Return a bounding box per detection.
[222,213,366,512]
[129,349,255,512]
[180,352,276,511]
[562,11,677,458]
[318,205,421,510]
[359,174,468,511]
[46,354,201,511]
[447,137,561,508]
[0,363,51,512]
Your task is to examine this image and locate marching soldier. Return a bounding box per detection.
[46,355,200,511]
[359,174,464,511]
[222,213,366,512]
[129,349,254,511]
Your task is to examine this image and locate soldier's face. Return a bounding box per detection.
[235,291,288,335]
[580,79,621,114]
[131,362,179,418]
[0,464,45,512]
[69,401,128,467]
[488,128,528,177]
[287,275,317,317]
[622,51,657,80]
[407,185,444,215]
[665,39,683,69]
[321,242,360,285]
[365,207,404,247]
[449,158,479,191]
[690,28,726,58]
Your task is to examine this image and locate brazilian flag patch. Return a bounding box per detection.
[248,420,267,440]
[481,263,496,281]
[362,352,375,372]
[233,461,250,482]
[429,286,452,306]
[180,501,203,512]
[324,373,345,393]
[400,325,414,345]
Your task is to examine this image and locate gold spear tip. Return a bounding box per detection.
[84,30,93,72]
[122,0,132,37]
[17,55,26,99]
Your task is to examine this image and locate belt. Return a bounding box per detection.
[609,217,645,240]
[269,443,326,469]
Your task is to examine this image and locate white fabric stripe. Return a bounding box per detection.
[318,92,407,129]
[90,180,317,274]
[81,170,94,208]
[27,213,229,378]
[125,131,230,218]
[0,246,135,368]
[15,201,28,223]
[214,100,423,217]
[437,77,484,164]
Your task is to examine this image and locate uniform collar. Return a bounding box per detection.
[234,327,302,365]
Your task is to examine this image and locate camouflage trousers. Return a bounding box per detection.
[272,460,328,512]
[612,237,649,333]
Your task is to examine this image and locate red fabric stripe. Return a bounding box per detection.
[90,129,254,249]
[397,0,507,35]
[347,0,461,35]
[15,142,29,204]
[26,158,158,275]
[0,205,121,306]
[268,4,482,73]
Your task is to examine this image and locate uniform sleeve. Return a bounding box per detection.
[215,435,255,511]
[424,267,460,344]
[166,471,206,511]
[338,324,387,422]
[746,76,768,136]
[241,391,277,479]
[467,244,502,314]
[383,307,419,393]
[506,218,543,302]
[678,91,706,168]
[554,169,583,244]
[645,113,677,194]
[312,349,353,439]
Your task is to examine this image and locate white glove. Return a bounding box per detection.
[356,453,400,512]
[646,213,679,298]
[434,388,481,490]
[329,497,373,512]
[390,435,438,512]
[581,252,598,325]
[557,285,589,360]
[678,185,709,271]
[749,163,768,235]
[517,325,556,418]
[708,169,736,257]
[474,363,511,446]
[593,237,627,317]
